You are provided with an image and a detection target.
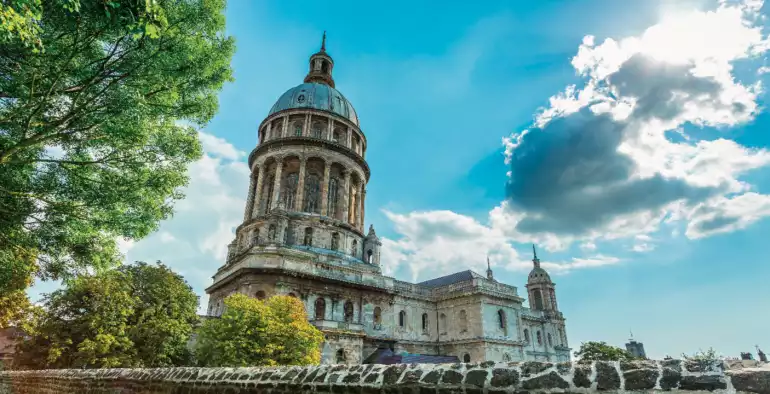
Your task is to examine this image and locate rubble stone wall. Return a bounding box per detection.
[1,359,769,393]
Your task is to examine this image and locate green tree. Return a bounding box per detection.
[574,341,636,361]
[1,0,167,51]
[195,294,324,367]
[0,0,235,294]
[14,261,199,369]
[682,347,720,361]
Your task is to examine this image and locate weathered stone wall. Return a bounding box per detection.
[1,360,768,393]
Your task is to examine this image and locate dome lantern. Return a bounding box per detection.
[304,31,335,88]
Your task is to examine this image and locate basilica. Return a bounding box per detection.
[205,35,570,364]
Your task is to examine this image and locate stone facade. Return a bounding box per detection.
[205,36,569,364]
[2,360,769,393]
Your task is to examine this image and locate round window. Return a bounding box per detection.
[297,94,306,103]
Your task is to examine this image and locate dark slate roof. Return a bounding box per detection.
[363,348,458,365]
[417,270,483,289]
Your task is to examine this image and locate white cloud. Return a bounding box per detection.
[378,0,770,280]
[495,0,770,248]
[197,131,245,161]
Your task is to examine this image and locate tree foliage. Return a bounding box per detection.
[14,261,199,369]
[0,0,235,293]
[1,0,168,51]
[574,341,636,361]
[195,294,324,367]
[683,347,720,361]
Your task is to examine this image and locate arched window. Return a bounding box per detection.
[303,227,313,246]
[502,353,511,362]
[459,310,468,332]
[268,224,276,241]
[537,330,543,345]
[311,122,323,138]
[439,313,447,333]
[344,301,354,323]
[366,249,373,263]
[336,349,345,364]
[314,297,326,320]
[463,353,471,363]
[351,239,358,256]
[373,307,382,325]
[331,233,340,251]
[524,329,530,342]
[332,128,342,144]
[263,175,275,212]
[498,309,506,329]
[303,174,321,213]
[293,122,303,136]
[255,290,266,300]
[548,333,553,346]
[282,173,298,210]
[398,310,406,327]
[533,289,544,310]
[322,61,330,74]
[421,313,429,331]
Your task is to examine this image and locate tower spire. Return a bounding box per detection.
[532,244,540,268]
[486,255,494,281]
[321,31,327,52]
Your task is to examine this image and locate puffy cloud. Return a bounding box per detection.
[498,0,770,247]
[119,131,247,312]
[380,210,525,282]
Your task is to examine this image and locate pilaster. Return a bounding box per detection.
[281,116,288,136]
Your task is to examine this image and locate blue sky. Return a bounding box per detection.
[30,0,770,360]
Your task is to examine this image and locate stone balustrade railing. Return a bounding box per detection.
[1,360,768,393]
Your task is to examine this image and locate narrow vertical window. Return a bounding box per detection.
[398,310,406,327]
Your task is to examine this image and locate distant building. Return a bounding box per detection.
[625,333,647,359]
[741,352,754,360]
[757,347,767,363]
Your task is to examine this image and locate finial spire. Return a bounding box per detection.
[321,31,327,52]
[532,244,540,268]
[486,255,494,281]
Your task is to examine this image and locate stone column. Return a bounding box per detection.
[271,157,284,210]
[348,183,357,225]
[295,157,307,211]
[346,128,352,148]
[281,116,288,136]
[243,170,256,222]
[252,165,265,217]
[360,186,366,231]
[320,161,331,216]
[266,122,272,140]
[341,170,350,224]
[327,119,334,140]
[354,183,363,228]
[302,114,310,136]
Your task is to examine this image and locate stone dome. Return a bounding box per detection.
[268,82,359,126]
[528,267,552,283]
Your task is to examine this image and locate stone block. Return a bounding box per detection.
[595,361,621,390]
